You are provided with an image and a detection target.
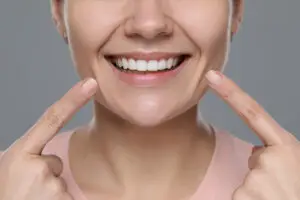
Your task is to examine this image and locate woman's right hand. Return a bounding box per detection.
[0,78,97,200]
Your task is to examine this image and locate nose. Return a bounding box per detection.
[124,0,173,40]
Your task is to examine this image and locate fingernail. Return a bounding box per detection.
[205,70,222,85]
[82,78,97,92]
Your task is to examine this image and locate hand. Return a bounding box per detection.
[206,70,300,200]
[0,78,97,200]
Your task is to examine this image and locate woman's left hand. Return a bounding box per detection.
[205,70,300,200]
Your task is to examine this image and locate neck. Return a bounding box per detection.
[77,102,215,198]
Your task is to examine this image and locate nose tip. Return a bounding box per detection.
[129,18,172,39]
[124,1,173,40]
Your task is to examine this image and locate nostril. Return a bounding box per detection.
[124,16,173,40]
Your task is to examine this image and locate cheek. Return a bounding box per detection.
[173,0,230,52]
[65,1,126,77]
[167,1,231,104]
[67,2,125,47]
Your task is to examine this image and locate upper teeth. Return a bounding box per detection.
[113,57,180,71]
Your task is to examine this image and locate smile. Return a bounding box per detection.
[106,53,190,73]
[108,56,188,73]
[104,52,191,86]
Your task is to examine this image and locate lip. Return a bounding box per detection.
[106,53,191,87]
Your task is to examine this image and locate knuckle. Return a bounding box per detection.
[243,100,261,121]
[256,151,272,167]
[222,86,236,99]
[33,160,51,176]
[43,106,66,129]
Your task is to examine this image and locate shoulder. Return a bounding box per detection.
[194,129,254,199]
[214,129,253,181]
[216,129,253,158]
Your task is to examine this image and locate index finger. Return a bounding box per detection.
[16,78,97,154]
[205,70,296,146]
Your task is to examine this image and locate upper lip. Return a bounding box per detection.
[105,52,190,61]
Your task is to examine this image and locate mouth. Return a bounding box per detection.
[105,53,191,74]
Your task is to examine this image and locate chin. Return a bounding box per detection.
[125,112,169,127]
[117,102,179,127]
[120,100,197,127]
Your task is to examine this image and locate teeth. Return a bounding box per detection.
[121,58,128,69]
[112,57,181,72]
[167,58,173,69]
[158,60,166,70]
[117,59,122,68]
[128,59,136,70]
[148,60,158,71]
[136,60,147,71]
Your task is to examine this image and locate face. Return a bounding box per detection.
[51,0,243,127]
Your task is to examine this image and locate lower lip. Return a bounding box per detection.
[110,60,188,87]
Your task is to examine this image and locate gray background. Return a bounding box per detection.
[0,1,299,149]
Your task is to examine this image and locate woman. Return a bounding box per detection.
[1,0,300,200]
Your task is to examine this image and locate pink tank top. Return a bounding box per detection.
[42,130,253,200]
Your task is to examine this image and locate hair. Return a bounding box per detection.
[220,0,234,71]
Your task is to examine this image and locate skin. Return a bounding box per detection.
[50,0,243,199]
[0,78,98,200]
[51,0,241,127]
[206,71,300,200]
[2,0,300,200]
